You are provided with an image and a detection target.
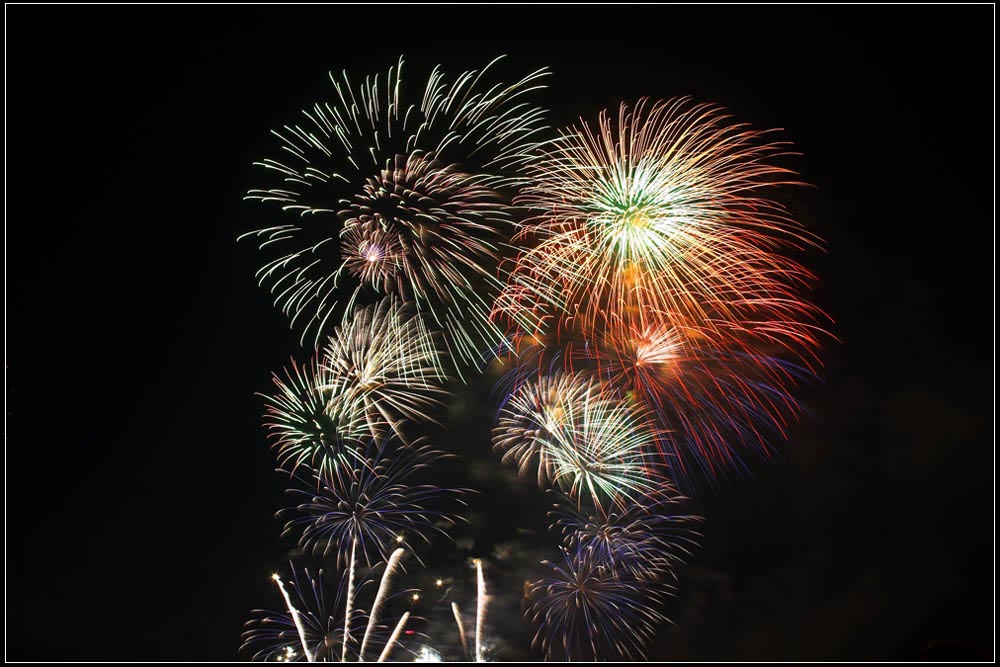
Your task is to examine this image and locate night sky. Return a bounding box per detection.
[7,5,994,662]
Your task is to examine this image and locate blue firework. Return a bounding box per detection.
[280,436,465,567]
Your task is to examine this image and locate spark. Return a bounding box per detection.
[341,540,357,662]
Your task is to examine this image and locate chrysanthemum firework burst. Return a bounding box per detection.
[499,96,824,343]
[550,488,701,581]
[319,296,447,441]
[492,371,663,511]
[241,56,549,373]
[280,437,466,567]
[525,543,671,661]
[261,357,355,477]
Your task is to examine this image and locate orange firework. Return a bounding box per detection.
[499,97,824,344]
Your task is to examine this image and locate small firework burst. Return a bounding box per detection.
[549,488,702,581]
[525,543,671,661]
[261,357,357,477]
[493,371,663,511]
[280,437,465,567]
[339,219,405,291]
[319,296,447,441]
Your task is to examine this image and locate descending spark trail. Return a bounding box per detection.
[272,573,314,663]
[451,602,470,661]
[359,548,406,660]
[475,559,487,663]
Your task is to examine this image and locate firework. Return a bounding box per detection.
[501,97,823,342]
[242,553,414,662]
[525,543,670,661]
[493,370,662,511]
[261,357,355,477]
[549,488,701,581]
[242,563,340,662]
[579,318,820,486]
[241,56,549,372]
[280,436,465,567]
[319,297,447,441]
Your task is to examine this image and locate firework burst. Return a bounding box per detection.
[241,56,549,372]
[550,488,701,581]
[319,297,447,441]
[493,371,663,511]
[261,357,357,477]
[525,543,671,661]
[498,96,824,345]
[280,437,465,567]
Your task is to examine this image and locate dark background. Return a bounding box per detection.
[6,5,994,661]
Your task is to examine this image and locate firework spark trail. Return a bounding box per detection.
[359,548,406,660]
[451,602,470,661]
[377,611,411,663]
[475,559,486,663]
[272,573,315,662]
[341,540,357,662]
